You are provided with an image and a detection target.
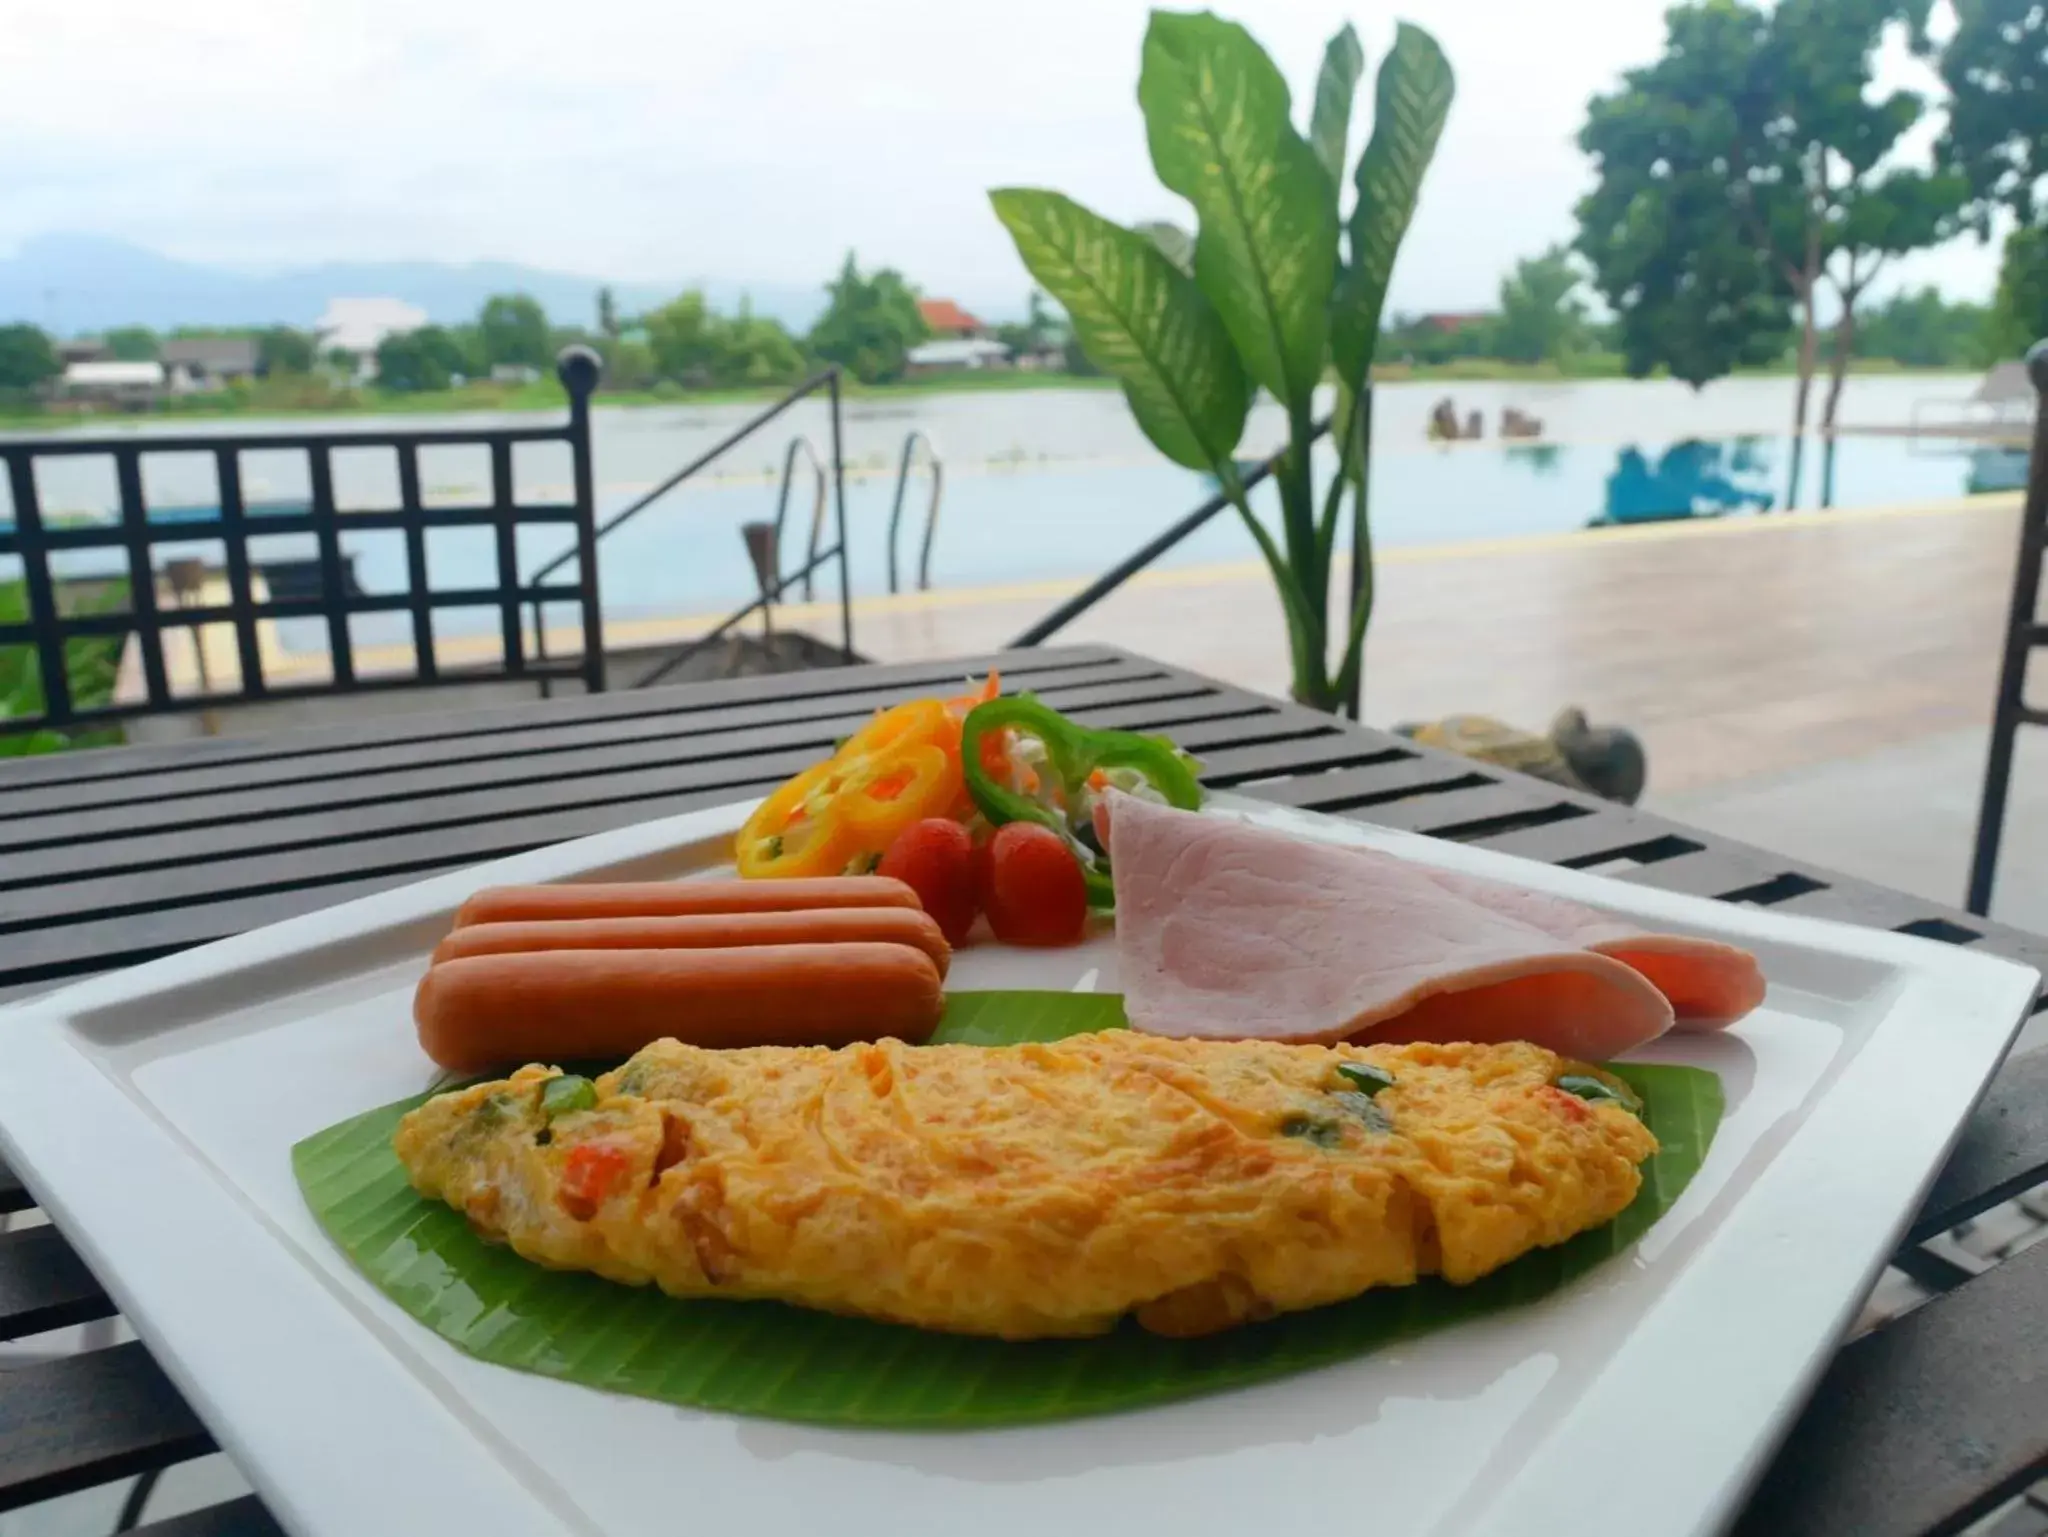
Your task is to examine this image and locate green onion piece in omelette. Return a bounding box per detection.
[1556,1073,1643,1115]
[1334,1062,1396,1096]
[541,1074,599,1119]
[1280,1116,1344,1148]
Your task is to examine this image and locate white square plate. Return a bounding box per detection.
[0,794,2036,1537]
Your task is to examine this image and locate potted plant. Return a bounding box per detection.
[991,10,1452,715]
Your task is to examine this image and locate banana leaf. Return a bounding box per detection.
[295,992,1722,1428]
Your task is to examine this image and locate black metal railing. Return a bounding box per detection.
[0,347,606,737]
[528,367,854,691]
[886,429,943,594]
[1967,340,2048,915]
[772,435,829,602]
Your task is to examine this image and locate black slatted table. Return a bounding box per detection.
[3,643,2045,1535]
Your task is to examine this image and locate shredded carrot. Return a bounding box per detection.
[1087,769,1110,790]
[944,670,1001,721]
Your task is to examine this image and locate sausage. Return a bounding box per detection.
[452,877,921,929]
[431,908,951,977]
[414,943,945,1071]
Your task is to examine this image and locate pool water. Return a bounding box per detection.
[1,376,2023,655]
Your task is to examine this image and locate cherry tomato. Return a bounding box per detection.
[983,822,1088,947]
[877,818,978,945]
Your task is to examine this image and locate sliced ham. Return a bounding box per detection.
[1420,869,1766,1028]
[1106,795,1764,1058]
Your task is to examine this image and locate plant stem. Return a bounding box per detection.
[1219,463,1325,704]
[1335,387,1376,718]
[1315,383,1363,591]
[1280,400,1323,653]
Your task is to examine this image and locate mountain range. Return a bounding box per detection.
[0,234,838,335]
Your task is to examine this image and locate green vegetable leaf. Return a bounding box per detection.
[296,991,1720,1429]
[1134,219,1196,274]
[1310,24,1366,190]
[991,188,1249,471]
[1139,10,1339,413]
[1330,22,1455,391]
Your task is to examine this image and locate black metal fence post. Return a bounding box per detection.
[1966,339,2048,916]
[3,450,71,722]
[558,345,605,694]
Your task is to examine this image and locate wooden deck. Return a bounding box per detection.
[105,489,2029,799]
[822,491,2027,794]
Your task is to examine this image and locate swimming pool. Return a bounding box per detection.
[2,375,2023,653]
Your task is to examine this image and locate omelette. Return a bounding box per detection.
[394,1032,1656,1340]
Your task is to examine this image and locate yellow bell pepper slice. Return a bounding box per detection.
[840,698,952,762]
[735,759,860,878]
[838,743,963,841]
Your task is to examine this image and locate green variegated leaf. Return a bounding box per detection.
[1331,22,1455,389]
[1140,11,1338,412]
[1134,219,1196,274]
[1310,24,1365,190]
[991,188,1249,470]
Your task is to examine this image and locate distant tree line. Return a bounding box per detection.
[1376,248,2003,377]
[592,254,1087,393]
[0,320,320,396]
[0,253,1094,400]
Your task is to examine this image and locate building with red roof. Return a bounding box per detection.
[917,299,988,339]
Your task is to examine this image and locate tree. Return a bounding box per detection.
[1577,0,1957,489]
[1576,5,1795,389]
[597,286,620,340]
[642,292,720,384]
[0,325,58,392]
[1939,0,2048,232]
[258,326,314,375]
[642,291,807,388]
[1991,224,2048,357]
[993,288,1062,357]
[1939,0,2048,358]
[103,326,158,361]
[445,323,488,379]
[1854,286,1993,365]
[1493,246,1591,363]
[807,252,928,383]
[374,326,468,392]
[1815,163,1967,424]
[599,335,657,389]
[1380,311,1504,364]
[477,293,551,371]
[716,305,807,385]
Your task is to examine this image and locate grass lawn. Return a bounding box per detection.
[0,577,129,756]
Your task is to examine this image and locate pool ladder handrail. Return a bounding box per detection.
[772,435,831,602]
[887,430,943,594]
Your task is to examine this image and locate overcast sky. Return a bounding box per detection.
[0,0,2005,313]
